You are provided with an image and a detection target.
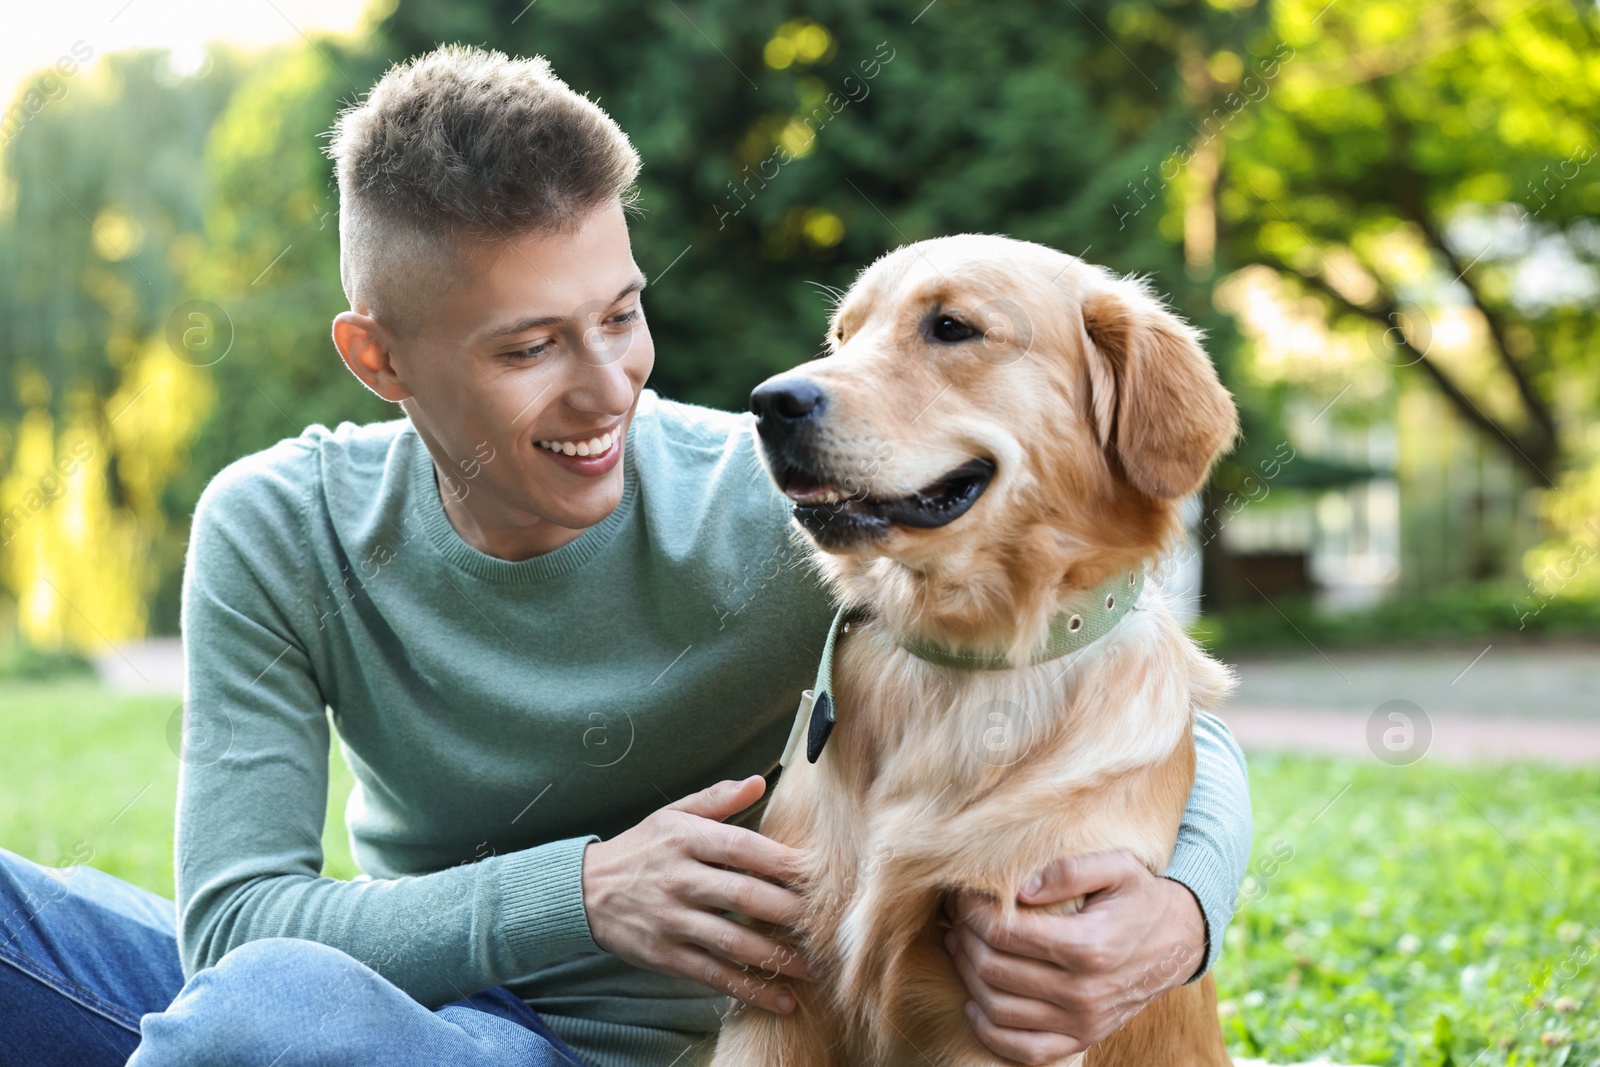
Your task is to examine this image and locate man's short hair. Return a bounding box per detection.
[326,44,642,336]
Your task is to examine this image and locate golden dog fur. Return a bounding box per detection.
[712,235,1240,1067]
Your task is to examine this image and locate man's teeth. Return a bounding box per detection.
[537,428,619,457]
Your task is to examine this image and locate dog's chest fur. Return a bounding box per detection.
[759,590,1234,1048]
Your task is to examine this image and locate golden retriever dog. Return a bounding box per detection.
[712,234,1240,1067]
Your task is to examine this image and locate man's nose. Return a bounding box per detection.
[749,379,827,444]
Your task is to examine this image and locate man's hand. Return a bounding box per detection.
[942,850,1206,1065]
[582,775,813,1015]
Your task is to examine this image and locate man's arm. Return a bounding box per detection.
[1162,709,1253,981]
[174,461,601,1007]
[177,455,813,1016]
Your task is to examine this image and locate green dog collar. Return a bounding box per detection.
[789,567,1146,764]
[902,567,1146,670]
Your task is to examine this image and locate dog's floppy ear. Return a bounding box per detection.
[1078,277,1239,499]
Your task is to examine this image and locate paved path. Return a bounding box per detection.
[1221,640,1600,766]
[1219,705,1600,764]
[95,638,184,694]
[1228,641,1600,721]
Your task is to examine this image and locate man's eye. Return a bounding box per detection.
[508,341,554,361]
[608,307,641,326]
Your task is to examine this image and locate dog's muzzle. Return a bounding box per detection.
[750,378,996,547]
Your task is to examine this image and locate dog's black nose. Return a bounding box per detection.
[750,379,827,434]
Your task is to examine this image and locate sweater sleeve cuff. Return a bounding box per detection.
[1162,833,1236,983]
[1160,710,1253,984]
[497,834,603,970]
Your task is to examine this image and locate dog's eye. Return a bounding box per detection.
[930,314,977,343]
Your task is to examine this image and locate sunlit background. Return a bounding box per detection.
[0,0,372,99]
[1,2,1596,1064]
[2,0,1597,653]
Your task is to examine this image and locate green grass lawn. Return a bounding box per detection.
[0,680,358,895]
[1,681,1595,1065]
[1216,754,1600,1067]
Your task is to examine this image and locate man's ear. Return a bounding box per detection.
[1078,278,1239,499]
[332,311,412,403]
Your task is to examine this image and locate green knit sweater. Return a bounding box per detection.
[175,386,1251,1067]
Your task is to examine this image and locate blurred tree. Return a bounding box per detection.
[15,0,1433,640]
[170,42,394,571]
[0,50,241,645]
[1216,0,1600,492]
[375,0,1264,408]
[165,0,1281,630]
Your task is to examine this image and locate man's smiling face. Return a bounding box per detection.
[374,198,655,554]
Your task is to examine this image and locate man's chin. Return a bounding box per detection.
[538,469,626,529]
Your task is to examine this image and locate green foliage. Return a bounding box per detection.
[379,0,1256,405]
[169,43,394,549]
[0,49,242,426]
[0,50,247,637]
[130,0,1289,631]
[2,0,1596,637]
[1194,580,1600,653]
[0,641,93,681]
[1217,0,1600,486]
[0,0,1274,634]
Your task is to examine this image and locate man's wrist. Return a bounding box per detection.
[1157,874,1209,987]
[1161,829,1241,982]
[1166,710,1253,981]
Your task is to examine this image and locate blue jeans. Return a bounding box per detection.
[0,847,587,1066]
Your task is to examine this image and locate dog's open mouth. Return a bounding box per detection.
[774,456,996,540]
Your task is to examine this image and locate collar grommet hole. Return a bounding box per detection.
[1105,594,1116,610]
[1068,614,1083,633]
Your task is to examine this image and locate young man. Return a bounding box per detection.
[0,45,1251,1067]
